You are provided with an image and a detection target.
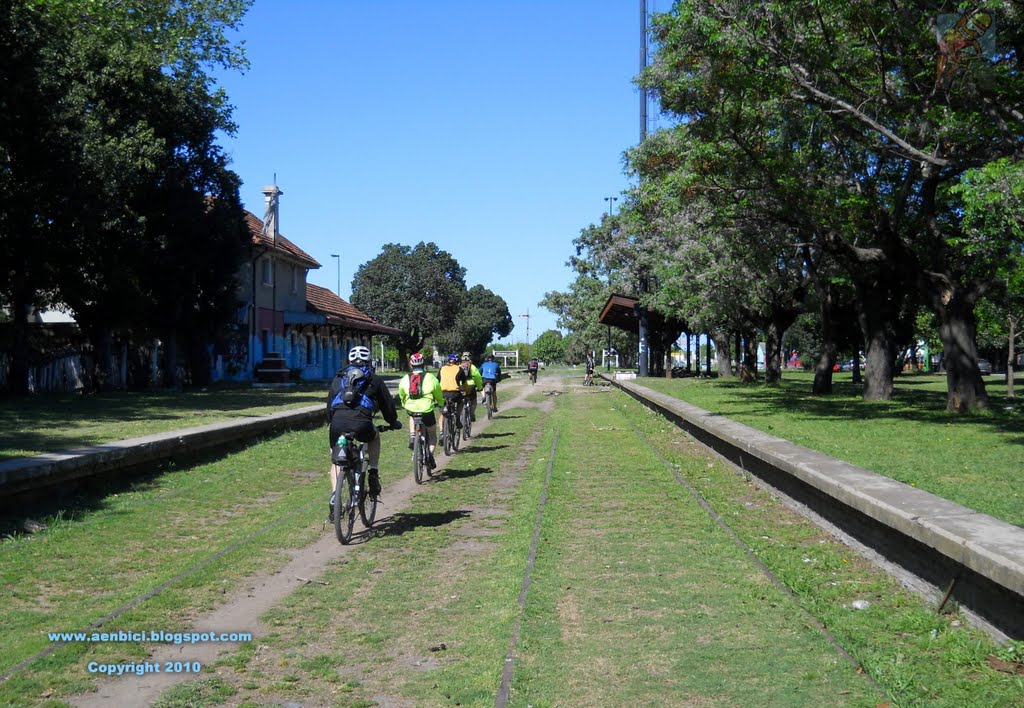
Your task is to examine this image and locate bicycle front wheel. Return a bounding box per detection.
[334,467,356,544]
[358,469,377,527]
[444,414,456,455]
[462,404,472,440]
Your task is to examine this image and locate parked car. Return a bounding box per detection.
[977,358,992,376]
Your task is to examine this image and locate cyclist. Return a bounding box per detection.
[398,353,444,464]
[584,353,595,385]
[437,352,468,444]
[480,353,502,412]
[527,357,539,384]
[326,346,401,520]
[460,352,484,422]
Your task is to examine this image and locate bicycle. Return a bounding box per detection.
[528,369,537,385]
[482,383,494,419]
[582,372,594,386]
[409,414,434,484]
[442,398,461,455]
[461,394,473,440]
[331,424,390,544]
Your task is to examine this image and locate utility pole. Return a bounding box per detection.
[637,0,651,377]
[519,310,531,359]
[331,254,340,296]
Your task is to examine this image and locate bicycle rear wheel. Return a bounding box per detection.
[358,469,377,527]
[334,467,355,544]
[451,409,461,451]
[413,429,425,484]
[462,403,472,440]
[443,411,456,455]
[486,393,493,419]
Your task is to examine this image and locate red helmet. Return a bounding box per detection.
[409,352,425,367]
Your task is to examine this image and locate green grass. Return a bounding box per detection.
[610,390,1024,707]
[637,373,1024,527]
[3,381,1020,706]
[0,383,328,460]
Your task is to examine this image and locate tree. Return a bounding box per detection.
[639,1,1024,410]
[351,242,467,367]
[532,329,566,364]
[0,0,252,392]
[432,284,512,359]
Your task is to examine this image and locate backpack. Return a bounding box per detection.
[331,366,373,411]
[408,372,423,399]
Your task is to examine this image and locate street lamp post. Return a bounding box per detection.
[330,254,340,296]
[519,310,530,359]
[603,196,618,217]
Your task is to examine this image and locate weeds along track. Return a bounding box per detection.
[623,419,874,686]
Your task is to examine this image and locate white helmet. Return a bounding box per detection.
[348,345,372,364]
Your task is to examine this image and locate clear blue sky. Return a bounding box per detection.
[215,0,651,344]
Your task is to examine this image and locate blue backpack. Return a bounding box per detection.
[331,366,374,412]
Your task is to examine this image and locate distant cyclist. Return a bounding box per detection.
[527,357,539,384]
[326,346,401,520]
[437,353,468,441]
[480,353,502,412]
[584,354,595,385]
[460,352,484,422]
[398,353,444,462]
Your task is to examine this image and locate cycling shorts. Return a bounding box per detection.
[329,410,377,449]
[482,378,498,390]
[409,410,437,427]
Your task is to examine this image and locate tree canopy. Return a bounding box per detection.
[350,242,511,367]
[0,0,252,391]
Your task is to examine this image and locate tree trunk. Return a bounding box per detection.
[813,345,836,394]
[713,331,732,378]
[852,351,863,385]
[739,332,758,383]
[10,285,32,395]
[164,333,181,390]
[1009,316,1018,400]
[764,323,783,385]
[938,296,987,413]
[95,328,115,392]
[855,287,897,401]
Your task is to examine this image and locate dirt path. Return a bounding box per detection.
[70,379,553,708]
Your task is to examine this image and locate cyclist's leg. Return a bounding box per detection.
[456,395,465,427]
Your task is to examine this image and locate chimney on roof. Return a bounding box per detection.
[261,183,283,245]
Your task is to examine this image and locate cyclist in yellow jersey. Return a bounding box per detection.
[398,353,444,461]
[438,353,468,441]
[460,352,484,422]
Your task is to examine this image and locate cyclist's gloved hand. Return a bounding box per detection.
[390,420,403,431]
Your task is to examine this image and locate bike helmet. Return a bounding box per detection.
[348,345,372,364]
[447,353,459,363]
[485,354,494,361]
[409,352,425,367]
[461,351,472,361]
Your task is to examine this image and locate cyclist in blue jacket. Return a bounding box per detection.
[480,354,502,412]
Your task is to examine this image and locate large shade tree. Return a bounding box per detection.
[0,0,252,392]
[637,0,1024,410]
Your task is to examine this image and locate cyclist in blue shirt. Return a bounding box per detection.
[480,354,502,412]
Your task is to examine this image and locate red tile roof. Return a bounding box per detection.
[305,283,404,336]
[244,210,321,269]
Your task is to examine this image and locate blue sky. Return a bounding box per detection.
[215,0,653,343]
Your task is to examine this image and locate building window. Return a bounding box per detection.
[261,258,273,286]
[291,265,299,294]
[306,335,314,366]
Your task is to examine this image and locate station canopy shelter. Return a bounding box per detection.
[598,293,686,377]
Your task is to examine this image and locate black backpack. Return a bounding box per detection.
[332,366,373,411]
